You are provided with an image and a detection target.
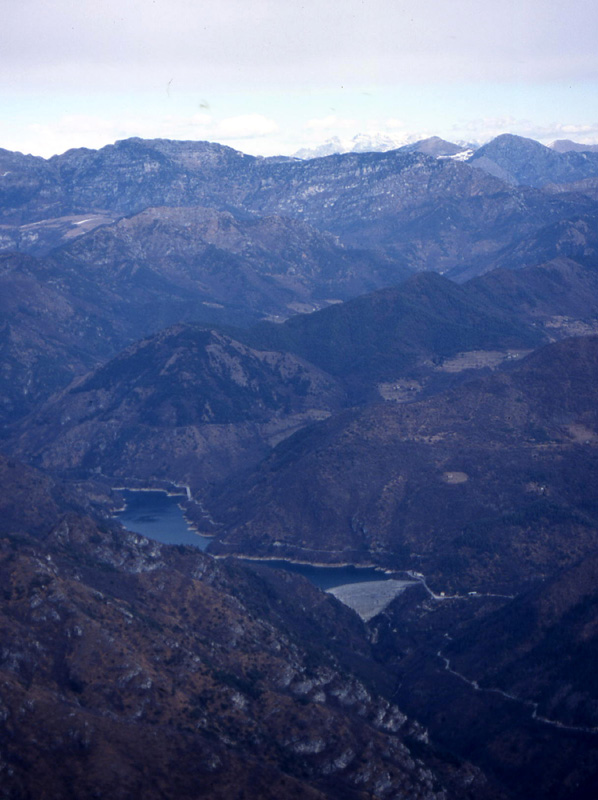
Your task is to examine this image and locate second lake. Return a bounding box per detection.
[115,489,407,592]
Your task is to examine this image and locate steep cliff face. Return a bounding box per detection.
[0,454,489,800]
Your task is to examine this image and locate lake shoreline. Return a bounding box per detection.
[113,485,406,573]
[222,551,401,575]
[113,488,415,591]
[113,485,216,541]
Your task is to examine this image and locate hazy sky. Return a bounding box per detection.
[2,0,597,157]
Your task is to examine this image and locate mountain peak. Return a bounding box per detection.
[469,133,598,187]
[398,136,469,157]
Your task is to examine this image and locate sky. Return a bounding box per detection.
[2,0,598,158]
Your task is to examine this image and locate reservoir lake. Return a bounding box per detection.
[115,489,403,591]
[116,489,213,550]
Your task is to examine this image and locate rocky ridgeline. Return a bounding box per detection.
[1,135,596,271]
[469,133,598,187]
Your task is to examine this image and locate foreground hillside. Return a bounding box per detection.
[0,454,488,800]
[380,554,598,800]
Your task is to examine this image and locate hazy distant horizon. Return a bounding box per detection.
[3,127,595,163]
[2,0,597,158]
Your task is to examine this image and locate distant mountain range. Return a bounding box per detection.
[550,138,598,154]
[294,132,598,161]
[468,134,598,187]
[2,133,598,426]
[293,134,477,160]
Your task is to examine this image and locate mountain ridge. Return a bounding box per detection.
[469,133,598,188]
[202,336,598,594]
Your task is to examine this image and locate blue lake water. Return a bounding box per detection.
[240,559,394,590]
[116,490,213,550]
[115,489,394,590]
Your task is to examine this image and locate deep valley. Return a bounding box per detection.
[2,133,598,799]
